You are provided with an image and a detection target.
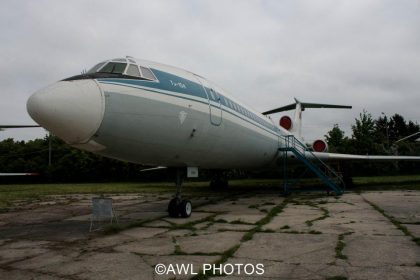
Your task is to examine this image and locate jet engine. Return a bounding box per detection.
[279,116,293,130]
[312,139,328,153]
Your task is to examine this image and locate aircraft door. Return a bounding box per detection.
[194,75,223,126]
[208,88,223,126]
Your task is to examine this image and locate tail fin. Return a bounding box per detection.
[262,98,352,139]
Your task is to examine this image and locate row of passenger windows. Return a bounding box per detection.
[208,88,274,130]
[87,61,156,81]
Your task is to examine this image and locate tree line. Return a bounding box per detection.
[0,111,419,183]
[325,111,420,175]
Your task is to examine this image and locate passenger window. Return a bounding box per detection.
[126,64,141,77]
[140,66,156,80]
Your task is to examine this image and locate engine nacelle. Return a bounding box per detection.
[312,139,328,153]
[279,115,293,130]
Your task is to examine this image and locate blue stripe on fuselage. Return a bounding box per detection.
[97,68,281,135]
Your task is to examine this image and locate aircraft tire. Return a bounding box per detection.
[168,197,181,217]
[179,200,192,218]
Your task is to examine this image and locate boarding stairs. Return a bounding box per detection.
[279,135,345,196]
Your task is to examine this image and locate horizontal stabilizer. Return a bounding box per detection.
[262,98,352,115]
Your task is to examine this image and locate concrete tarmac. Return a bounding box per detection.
[0,191,419,279]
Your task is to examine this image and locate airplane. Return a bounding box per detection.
[25,56,420,218]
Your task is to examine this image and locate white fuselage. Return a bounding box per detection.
[27,57,290,169]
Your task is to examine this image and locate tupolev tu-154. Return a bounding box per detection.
[24,56,420,218]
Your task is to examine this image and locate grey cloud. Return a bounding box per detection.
[1,0,419,142]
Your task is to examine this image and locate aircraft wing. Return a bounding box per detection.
[304,152,420,162]
[0,125,40,131]
[0,173,39,176]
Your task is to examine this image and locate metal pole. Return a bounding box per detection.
[48,132,52,166]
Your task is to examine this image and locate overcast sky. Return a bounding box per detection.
[1,0,419,142]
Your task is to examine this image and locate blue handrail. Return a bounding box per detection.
[279,134,344,195]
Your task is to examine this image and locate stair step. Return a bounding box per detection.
[281,135,344,196]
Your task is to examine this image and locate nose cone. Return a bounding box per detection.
[27,80,104,144]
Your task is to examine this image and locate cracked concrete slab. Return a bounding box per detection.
[405,224,420,237]
[163,212,214,225]
[1,190,420,280]
[311,217,404,235]
[206,222,254,232]
[362,191,420,223]
[0,268,63,280]
[344,234,420,266]
[214,213,265,224]
[263,204,323,232]
[42,252,154,279]
[235,233,337,264]
[218,258,349,280]
[177,231,244,254]
[114,235,175,255]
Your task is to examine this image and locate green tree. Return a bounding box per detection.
[350,110,380,155]
[325,124,348,153]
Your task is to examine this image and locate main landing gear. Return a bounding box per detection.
[209,170,229,190]
[168,168,192,218]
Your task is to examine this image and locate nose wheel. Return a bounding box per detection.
[168,197,192,218]
[167,168,192,218]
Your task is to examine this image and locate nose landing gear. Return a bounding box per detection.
[168,168,192,218]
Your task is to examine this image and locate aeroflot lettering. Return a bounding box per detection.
[169,80,187,89]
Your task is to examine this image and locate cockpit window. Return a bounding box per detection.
[140,66,156,80]
[64,59,159,82]
[87,62,106,74]
[126,64,141,77]
[98,62,127,74]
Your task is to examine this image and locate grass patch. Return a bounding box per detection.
[262,202,276,206]
[259,229,275,233]
[412,237,420,246]
[335,232,353,260]
[241,227,259,242]
[169,214,218,230]
[256,200,288,227]
[305,205,330,227]
[242,200,289,242]
[283,230,301,234]
[2,175,420,210]
[230,220,252,225]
